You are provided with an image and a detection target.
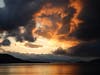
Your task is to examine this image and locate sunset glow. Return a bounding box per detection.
[1,0,83,55]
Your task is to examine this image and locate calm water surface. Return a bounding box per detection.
[0,63,100,75]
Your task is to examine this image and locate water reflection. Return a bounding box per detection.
[0,64,80,75]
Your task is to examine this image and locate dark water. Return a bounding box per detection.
[0,63,100,75]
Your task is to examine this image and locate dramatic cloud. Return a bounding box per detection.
[0,0,70,30]
[67,0,100,57]
[75,0,100,40]
[0,0,100,38]
[0,0,100,57]
[0,0,40,30]
[68,40,100,57]
[0,0,71,42]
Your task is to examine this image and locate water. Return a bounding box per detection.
[0,63,100,75]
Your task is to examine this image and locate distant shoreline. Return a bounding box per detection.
[0,54,100,64]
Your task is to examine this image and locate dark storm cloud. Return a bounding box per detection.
[74,0,100,41]
[0,0,100,57]
[0,0,43,42]
[68,40,100,57]
[69,0,100,57]
[51,0,100,57]
[0,0,99,39]
[0,0,69,30]
[0,0,42,30]
[0,0,70,42]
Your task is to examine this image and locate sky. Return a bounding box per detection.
[0,0,100,58]
[0,0,5,8]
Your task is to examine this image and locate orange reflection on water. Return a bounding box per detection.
[0,64,80,75]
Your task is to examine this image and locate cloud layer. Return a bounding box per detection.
[0,0,100,57]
